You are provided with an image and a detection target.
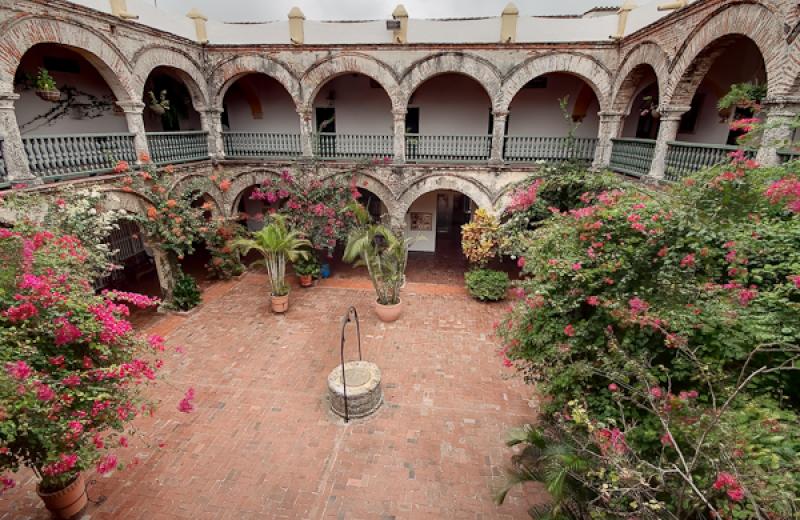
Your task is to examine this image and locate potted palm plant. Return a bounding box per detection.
[343,203,412,322]
[293,255,320,288]
[34,68,61,102]
[233,215,310,313]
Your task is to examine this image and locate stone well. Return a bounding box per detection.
[327,360,382,420]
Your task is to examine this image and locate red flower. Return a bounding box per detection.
[564,324,575,337]
[679,254,695,268]
[517,257,526,268]
[608,383,619,392]
[177,387,196,413]
[96,454,118,474]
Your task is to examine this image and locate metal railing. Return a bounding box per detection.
[146,131,209,165]
[405,134,491,163]
[22,133,137,182]
[503,136,597,163]
[665,141,755,181]
[609,138,656,177]
[778,149,800,164]
[313,133,393,160]
[223,132,302,159]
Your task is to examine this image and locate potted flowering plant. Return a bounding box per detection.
[232,215,311,313]
[0,227,164,518]
[34,68,60,102]
[293,255,320,288]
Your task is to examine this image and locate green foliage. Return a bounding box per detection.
[343,203,411,305]
[718,82,767,111]
[465,269,509,302]
[232,215,311,296]
[172,272,201,311]
[293,255,320,278]
[461,209,500,267]
[35,68,57,91]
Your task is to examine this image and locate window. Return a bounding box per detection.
[405,107,419,134]
[315,107,336,132]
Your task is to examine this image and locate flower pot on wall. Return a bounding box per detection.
[298,275,313,287]
[37,473,88,520]
[35,88,61,102]
[374,299,403,322]
[271,293,289,313]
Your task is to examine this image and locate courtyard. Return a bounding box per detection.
[1,272,542,519]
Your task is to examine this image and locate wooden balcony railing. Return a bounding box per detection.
[609,138,656,177]
[146,131,209,165]
[313,133,393,160]
[665,141,755,181]
[223,132,302,159]
[503,136,597,163]
[405,134,491,163]
[22,133,137,182]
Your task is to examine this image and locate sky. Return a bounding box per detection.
[149,0,619,22]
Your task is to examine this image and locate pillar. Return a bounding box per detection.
[500,3,519,43]
[199,106,225,160]
[755,98,800,166]
[297,108,314,158]
[116,100,150,162]
[150,244,179,305]
[392,5,408,44]
[0,92,35,183]
[392,109,406,164]
[289,7,305,45]
[612,0,636,39]
[489,110,508,165]
[109,0,138,19]
[649,106,690,180]
[186,9,209,44]
[593,111,626,169]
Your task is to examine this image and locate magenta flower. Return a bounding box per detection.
[679,254,695,268]
[96,454,118,474]
[177,387,196,413]
[564,324,575,337]
[6,361,32,380]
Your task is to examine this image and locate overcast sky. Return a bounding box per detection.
[150,0,619,22]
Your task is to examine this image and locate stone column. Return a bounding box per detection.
[489,110,508,166]
[149,244,179,305]
[755,98,800,166]
[593,111,626,169]
[392,109,406,164]
[0,92,35,183]
[649,105,690,180]
[297,108,314,159]
[199,106,225,160]
[117,100,150,162]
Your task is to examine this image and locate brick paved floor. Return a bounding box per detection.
[1,273,544,519]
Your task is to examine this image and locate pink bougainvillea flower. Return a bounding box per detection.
[649,387,663,399]
[5,360,32,380]
[586,296,600,306]
[42,453,78,477]
[36,384,56,402]
[628,297,649,315]
[517,257,526,268]
[1,476,15,494]
[789,275,800,289]
[96,454,118,474]
[564,324,575,337]
[177,387,196,413]
[608,383,619,392]
[571,262,582,271]
[679,253,695,268]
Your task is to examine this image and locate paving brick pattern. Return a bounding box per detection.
[1,273,543,519]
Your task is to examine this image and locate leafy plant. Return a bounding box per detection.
[465,269,509,302]
[171,272,201,311]
[343,203,411,305]
[34,68,57,91]
[293,255,320,278]
[461,209,500,267]
[718,82,767,111]
[232,215,311,296]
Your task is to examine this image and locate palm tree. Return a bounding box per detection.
[232,215,310,296]
[342,203,411,305]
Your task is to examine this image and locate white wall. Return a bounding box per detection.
[15,46,128,136]
[223,74,300,132]
[507,73,599,138]
[313,75,393,134]
[412,74,492,136]
[406,192,437,253]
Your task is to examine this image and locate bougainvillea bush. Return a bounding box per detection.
[249,169,361,256]
[0,227,165,493]
[496,156,800,518]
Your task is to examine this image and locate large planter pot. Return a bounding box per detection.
[37,473,88,520]
[35,88,61,102]
[374,299,403,323]
[271,293,289,313]
[298,275,313,288]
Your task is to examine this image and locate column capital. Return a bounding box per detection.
[598,110,626,120]
[392,108,407,118]
[116,100,146,114]
[492,110,509,118]
[197,105,224,115]
[296,107,313,118]
[658,105,692,120]
[0,92,20,110]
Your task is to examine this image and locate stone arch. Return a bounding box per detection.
[211,55,301,108]
[300,54,401,112]
[226,169,284,216]
[500,52,612,113]
[321,169,399,216]
[611,42,670,114]
[397,175,494,219]
[168,174,226,218]
[399,52,502,111]
[133,46,209,109]
[98,188,153,216]
[0,16,136,100]
[665,2,785,106]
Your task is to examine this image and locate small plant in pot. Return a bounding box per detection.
[343,203,411,322]
[293,255,320,288]
[232,214,310,313]
[34,68,60,102]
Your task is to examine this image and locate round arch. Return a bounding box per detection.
[321,169,399,217]
[168,174,226,218]
[226,169,284,217]
[133,47,209,109]
[300,54,401,112]
[397,175,494,218]
[211,55,301,108]
[98,188,153,216]
[398,52,502,111]
[0,16,136,100]
[611,42,669,114]
[500,52,612,113]
[665,3,784,106]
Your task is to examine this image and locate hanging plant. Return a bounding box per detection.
[718,82,767,112]
[147,90,170,115]
[34,68,60,102]
[639,95,660,119]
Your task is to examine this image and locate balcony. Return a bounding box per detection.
[665,142,755,181]
[405,134,491,163]
[22,133,138,182]
[503,136,597,163]
[313,133,393,160]
[223,132,302,159]
[608,138,656,177]
[146,131,210,165]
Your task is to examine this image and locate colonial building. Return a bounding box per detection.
[0,0,797,259]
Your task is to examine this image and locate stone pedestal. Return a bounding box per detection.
[327,361,382,420]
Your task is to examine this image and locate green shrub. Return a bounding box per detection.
[172,273,201,311]
[293,255,320,278]
[465,269,509,301]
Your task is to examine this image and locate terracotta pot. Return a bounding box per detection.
[271,293,289,313]
[35,88,61,102]
[37,473,88,520]
[298,275,313,288]
[374,299,403,322]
